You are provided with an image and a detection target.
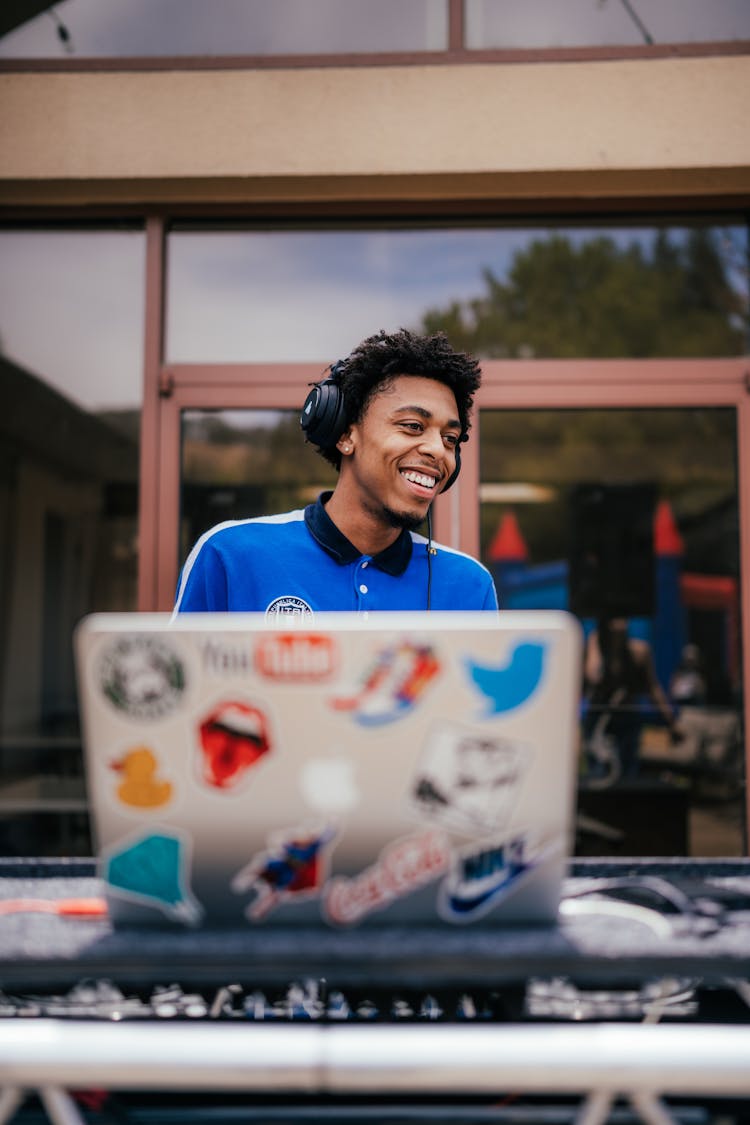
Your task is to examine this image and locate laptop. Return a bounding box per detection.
[74,611,583,929]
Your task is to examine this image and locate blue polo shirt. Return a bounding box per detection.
[173,493,498,617]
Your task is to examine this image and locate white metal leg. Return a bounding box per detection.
[38,1088,86,1125]
[0,1089,23,1125]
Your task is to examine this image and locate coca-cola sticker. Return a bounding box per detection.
[323,829,451,927]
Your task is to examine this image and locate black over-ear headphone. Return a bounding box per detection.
[300,361,465,492]
[300,362,348,451]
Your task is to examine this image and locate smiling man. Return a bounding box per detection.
[173,329,498,617]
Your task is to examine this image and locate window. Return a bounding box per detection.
[2,0,747,60]
[0,0,447,59]
[465,0,750,49]
[180,409,337,561]
[166,223,749,362]
[0,227,145,855]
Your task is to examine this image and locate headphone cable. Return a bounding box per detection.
[426,508,436,610]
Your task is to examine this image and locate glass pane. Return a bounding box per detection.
[180,409,338,565]
[166,223,749,363]
[466,0,750,49]
[479,406,743,857]
[0,228,145,856]
[0,0,446,59]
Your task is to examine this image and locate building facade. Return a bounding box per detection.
[1,1,748,857]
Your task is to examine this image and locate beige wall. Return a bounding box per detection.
[1,55,749,206]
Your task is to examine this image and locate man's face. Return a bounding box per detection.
[340,375,462,531]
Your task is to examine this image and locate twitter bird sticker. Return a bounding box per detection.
[465,640,547,715]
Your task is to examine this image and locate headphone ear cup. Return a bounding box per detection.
[300,377,347,449]
[441,440,462,493]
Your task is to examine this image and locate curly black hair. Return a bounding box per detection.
[310,328,482,470]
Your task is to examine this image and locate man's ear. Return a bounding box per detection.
[336,429,355,456]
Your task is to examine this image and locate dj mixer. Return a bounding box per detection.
[2,859,750,1125]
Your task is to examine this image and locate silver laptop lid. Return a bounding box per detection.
[75,611,582,929]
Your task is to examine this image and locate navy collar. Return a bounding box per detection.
[304,492,413,576]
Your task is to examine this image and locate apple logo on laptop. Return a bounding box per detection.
[301,755,360,814]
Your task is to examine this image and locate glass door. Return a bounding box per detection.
[179,408,337,565]
[477,402,743,857]
[156,363,748,860]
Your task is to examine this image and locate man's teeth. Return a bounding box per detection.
[402,470,436,489]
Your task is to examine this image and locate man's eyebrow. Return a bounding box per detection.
[393,404,462,430]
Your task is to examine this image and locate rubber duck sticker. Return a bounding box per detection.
[231,824,336,921]
[110,746,173,809]
[104,830,203,925]
[331,641,440,726]
[412,724,529,834]
[198,701,272,790]
[465,639,547,715]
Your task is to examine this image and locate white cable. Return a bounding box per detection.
[559,896,675,938]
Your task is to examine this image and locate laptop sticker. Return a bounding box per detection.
[254,632,337,682]
[412,722,530,835]
[438,833,557,923]
[110,745,173,809]
[330,641,441,726]
[197,701,272,790]
[232,824,337,921]
[98,634,186,719]
[323,828,451,927]
[300,754,361,814]
[104,829,203,926]
[464,639,547,715]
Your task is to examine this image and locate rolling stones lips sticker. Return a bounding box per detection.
[99,635,185,719]
[465,640,547,715]
[198,702,272,790]
[323,829,451,927]
[110,745,173,809]
[331,642,440,726]
[413,723,530,835]
[104,829,203,926]
[232,825,337,921]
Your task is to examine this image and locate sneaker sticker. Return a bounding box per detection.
[331,641,441,726]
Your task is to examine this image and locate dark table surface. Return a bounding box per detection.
[1,857,750,992]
